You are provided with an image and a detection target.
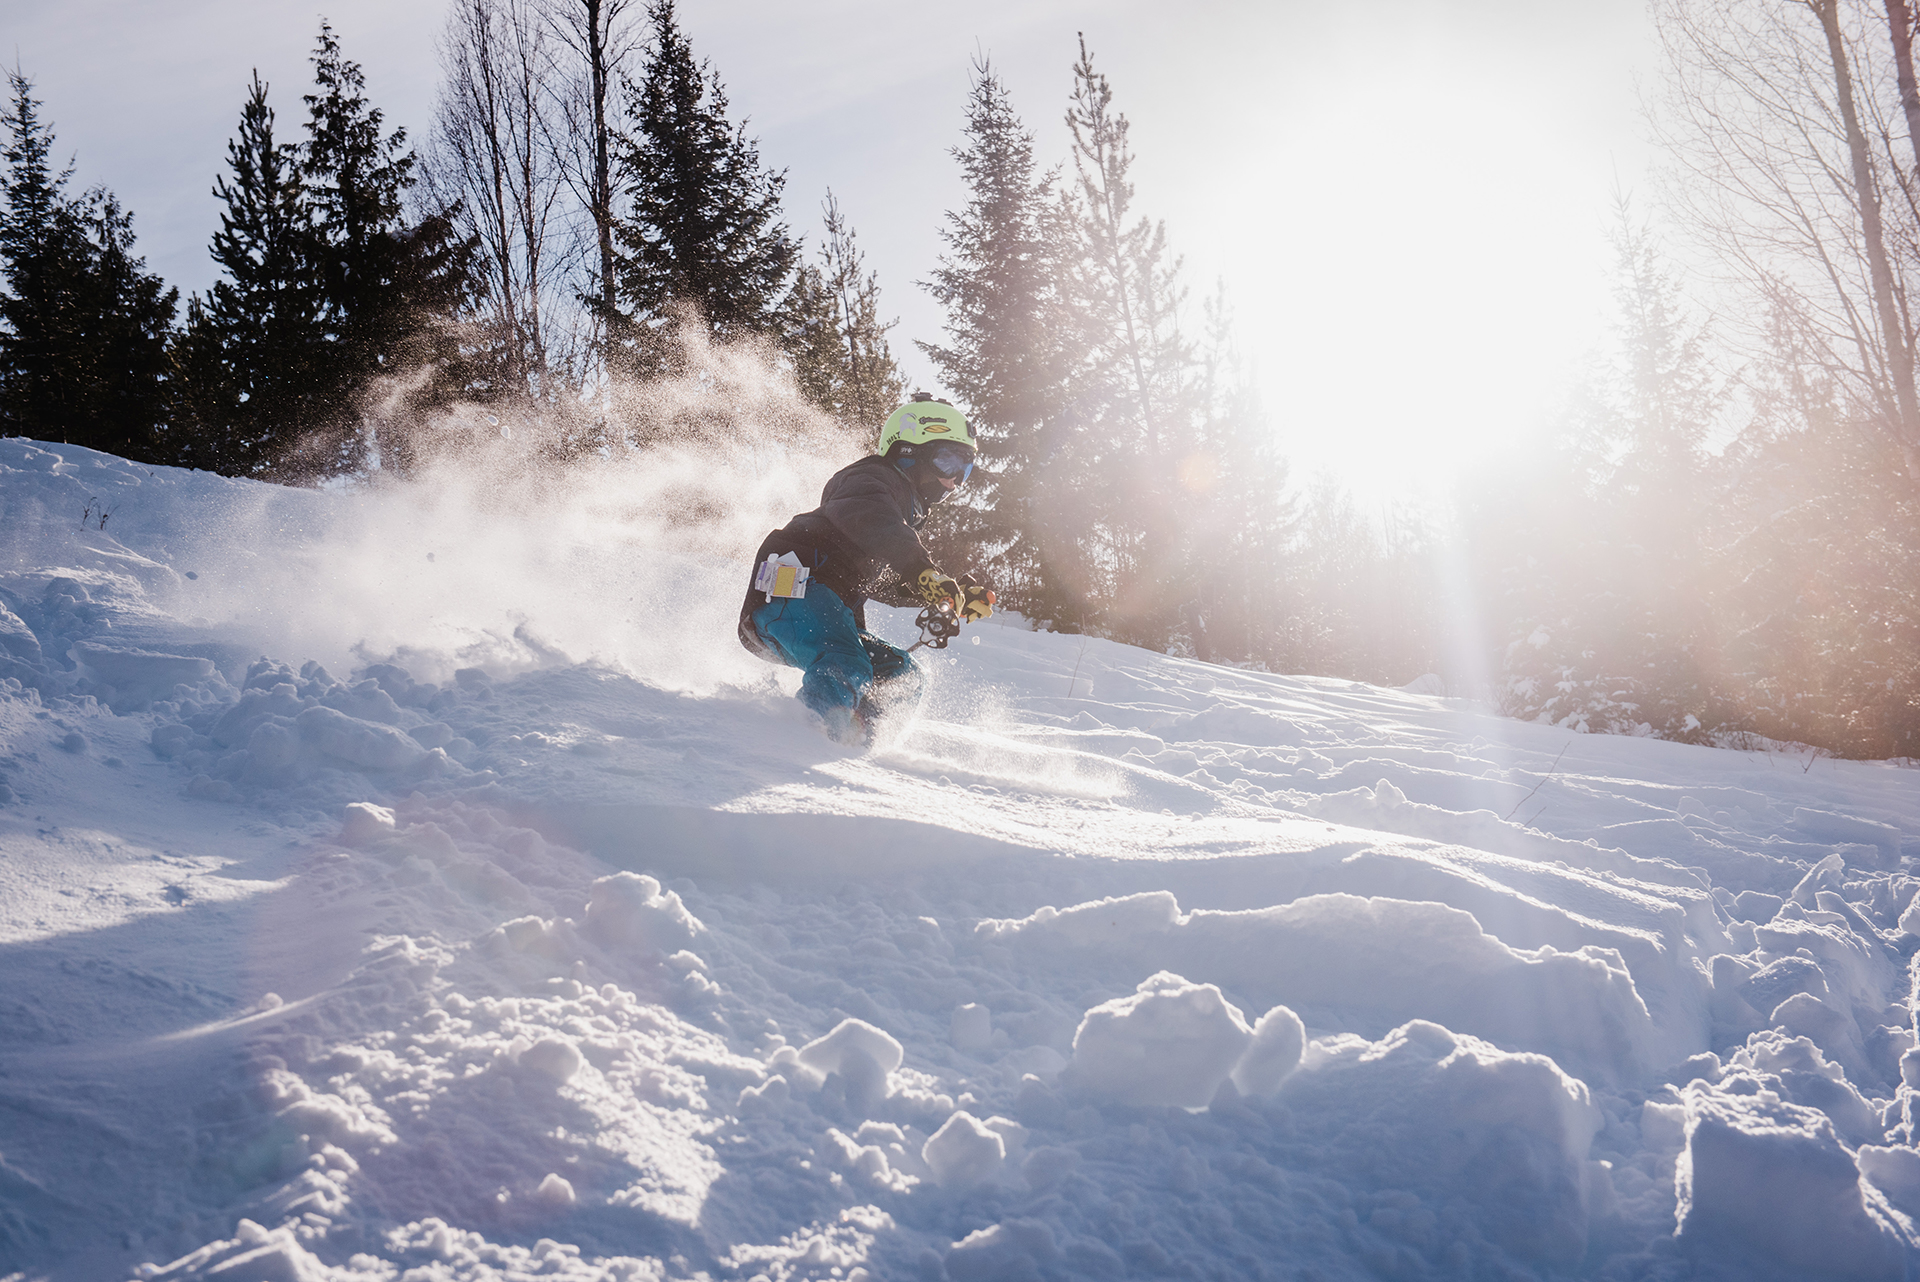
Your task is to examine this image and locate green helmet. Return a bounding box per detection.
[878,392,973,455]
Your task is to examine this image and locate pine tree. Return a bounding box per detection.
[1184,285,1296,666]
[1061,35,1199,649]
[1479,203,1725,740]
[921,57,1087,627]
[0,72,177,460]
[298,22,478,476]
[167,295,231,468]
[74,192,179,460]
[1699,293,1920,758]
[175,72,325,475]
[784,260,841,414]
[610,0,797,372]
[785,191,904,436]
[1595,203,1723,738]
[0,73,91,438]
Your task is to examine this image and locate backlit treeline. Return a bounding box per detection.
[8,0,1919,757]
[0,2,892,475]
[1462,0,1920,759]
[0,2,1316,670]
[914,44,1295,658]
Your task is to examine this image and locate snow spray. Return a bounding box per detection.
[179,331,859,694]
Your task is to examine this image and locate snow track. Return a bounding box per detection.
[4,438,1920,1280]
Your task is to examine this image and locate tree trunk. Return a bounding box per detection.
[585,0,618,324]
[1889,0,1920,173]
[1813,0,1920,475]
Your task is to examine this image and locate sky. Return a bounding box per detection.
[4,0,1660,507]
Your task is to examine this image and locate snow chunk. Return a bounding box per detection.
[297,705,427,771]
[1677,1078,1904,1279]
[583,871,703,952]
[72,642,214,706]
[516,1037,583,1083]
[1769,992,1860,1066]
[1726,1031,1882,1146]
[339,802,396,844]
[321,677,404,725]
[1070,971,1251,1108]
[950,1002,992,1053]
[922,1110,1005,1188]
[796,1018,905,1080]
[1230,1003,1306,1097]
[136,1217,333,1282]
[0,599,42,665]
[259,1067,395,1150]
[1281,1020,1602,1265]
[947,1218,1059,1279]
[533,1172,576,1206]
[824,1127,918,1192]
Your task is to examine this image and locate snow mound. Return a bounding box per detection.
[1231,1002,1307,1097]
[10,438,1920,1280]
[921,1110,1006,1188]
[1068,970,1253,1107]
[1281,1020,1604,1265]
[986,889,1655,1082]
[1677,1077,1909,1279]
[583,870,704,953]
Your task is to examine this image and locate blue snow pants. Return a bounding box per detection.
[750,586,922,736]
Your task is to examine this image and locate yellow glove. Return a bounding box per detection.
[915,568,962,611]
[959,583,995,621]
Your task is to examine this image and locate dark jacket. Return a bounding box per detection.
[738,455,938,657]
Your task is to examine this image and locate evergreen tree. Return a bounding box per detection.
[74,193,180,459]
[296,22,425,473]
[1590,203,1723,738]
[784,259,841,413]
[1703,298,1920,758]
[1060,35,1200,649]
[175,73,325,475]
[167,295,231,468]
[291,22,481,477]
[1282,483,1444,685]
[1183,285,1296,666]
[785,191,904,435]
[609,0,797,371]
[921,58,1087,628]
[0,73,177,460]
[1477,203,1725,740]
[0,73,94,439]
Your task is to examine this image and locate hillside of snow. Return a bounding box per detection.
[4,435,1920,1282]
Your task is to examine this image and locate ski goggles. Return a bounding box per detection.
[925,442,976,483]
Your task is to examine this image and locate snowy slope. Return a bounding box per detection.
[3,436,1920,1282]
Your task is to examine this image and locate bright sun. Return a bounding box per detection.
[1120,2,1651,510]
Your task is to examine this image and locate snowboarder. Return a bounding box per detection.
[739,393,995,743]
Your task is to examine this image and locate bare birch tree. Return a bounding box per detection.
[1885,0,1920,170]
[538,0,642,339]
[1653,0,1920,475]
[424,0,581,402]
